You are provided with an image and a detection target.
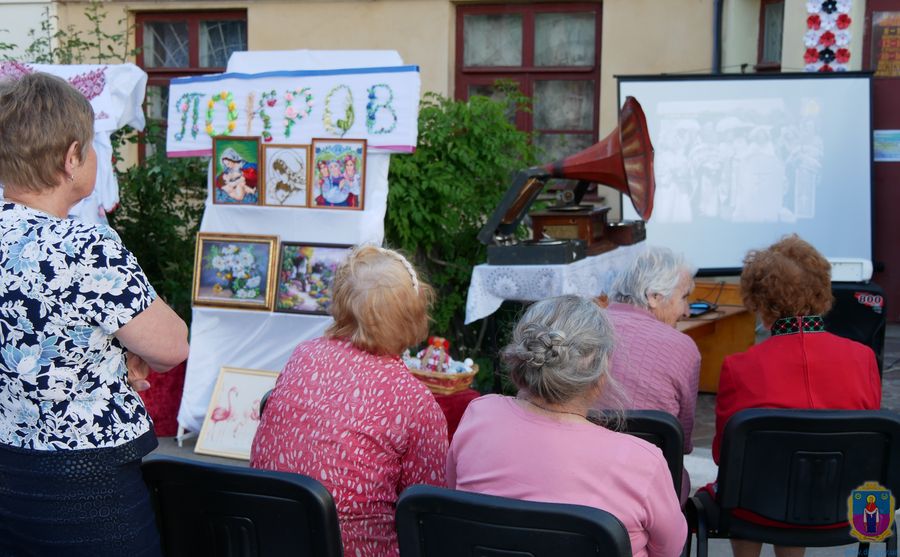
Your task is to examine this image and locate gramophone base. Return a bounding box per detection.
[486,240,586,265]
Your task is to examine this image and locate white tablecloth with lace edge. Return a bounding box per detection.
[465,243,647,324]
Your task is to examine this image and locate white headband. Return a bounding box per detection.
[377,247,420,294]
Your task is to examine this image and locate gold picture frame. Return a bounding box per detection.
[192,232,279,310]
[195,366,280,460]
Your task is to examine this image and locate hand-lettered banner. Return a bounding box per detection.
[166,65,420,157]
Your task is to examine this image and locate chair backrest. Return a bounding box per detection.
[396,484,632,557]
[716,409,900,526]
[142,456,343,557]
[590,409,684,496]
[259,388,274,416]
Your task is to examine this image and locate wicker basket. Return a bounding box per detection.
[410,365,479,395]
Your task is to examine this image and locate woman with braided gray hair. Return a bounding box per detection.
[447,295,686,557]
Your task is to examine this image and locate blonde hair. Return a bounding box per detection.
[0,72,94,192]
[326,245,434,355]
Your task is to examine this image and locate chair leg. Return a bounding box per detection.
[686,497,708,557]
[857,542,869,557]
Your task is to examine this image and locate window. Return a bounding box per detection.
[455,4,601,164]
[757,0,784,71]
[135,11,247,155]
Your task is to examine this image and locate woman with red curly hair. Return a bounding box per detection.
[712,234,881,557]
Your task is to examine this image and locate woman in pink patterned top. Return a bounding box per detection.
[250,246,448,557]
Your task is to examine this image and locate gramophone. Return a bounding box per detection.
[478,96,655,265]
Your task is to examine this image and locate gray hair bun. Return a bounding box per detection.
[521,325,567,368]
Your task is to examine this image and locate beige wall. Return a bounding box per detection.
[722,0,759,73]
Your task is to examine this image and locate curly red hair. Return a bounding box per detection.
[740,234,833,326]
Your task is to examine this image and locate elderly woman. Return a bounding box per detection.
[712,235,881,557]
[592,245,699,502]
[448,295,686,557]
[251,245,448,557]
[0,73,189,555]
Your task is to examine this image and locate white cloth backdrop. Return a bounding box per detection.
[0,62,147,224]
[177,51,405,434]
[465,243,647,324]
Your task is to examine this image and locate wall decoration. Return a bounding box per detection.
[805,0,853,72]
[212,136,261,205]
[193,233,278,310]
[275,242,352,315]
[261,144,310,207]
[871,12,900,77]
[309,138,366,210]
[195,367,280,460]
[874,130,900,162]
[166,65,421,156]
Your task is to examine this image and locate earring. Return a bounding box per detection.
[67,174,75,183]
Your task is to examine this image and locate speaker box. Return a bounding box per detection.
[824,281,886,376]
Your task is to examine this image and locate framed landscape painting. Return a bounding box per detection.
[275,242,352,315]
[195,367,280,460]
[261,143,310,207]
[211,136,261,206]
[193,233,278,310]
[308,138,366,210]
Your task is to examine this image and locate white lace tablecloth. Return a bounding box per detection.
[465,243,646,324]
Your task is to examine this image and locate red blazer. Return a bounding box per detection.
[713,316,881,463]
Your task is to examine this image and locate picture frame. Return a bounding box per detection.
[275,242,353,315]
[193,233,278,310]
[211,136,262,206]
[195,366,280,460]
[308,138,366,210]
[261,143,311,207]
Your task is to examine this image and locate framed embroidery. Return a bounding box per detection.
[275,242,352,315]
[211,136,261,206]
[261,144,310,207]
[308,138,366,211]
[195,366,280,460]
[192,233,278,310]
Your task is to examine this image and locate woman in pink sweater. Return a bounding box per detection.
[593,246,699,502]
[448,295,686,557]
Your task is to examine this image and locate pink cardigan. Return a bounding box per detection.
[448,395,687,557]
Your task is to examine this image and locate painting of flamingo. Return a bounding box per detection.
[195,367,279,460]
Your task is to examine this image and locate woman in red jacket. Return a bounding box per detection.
[713,234,881,557]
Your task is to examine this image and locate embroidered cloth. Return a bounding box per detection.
[770,315,827,336]
[0,202,157,450]
[465,243,646,324]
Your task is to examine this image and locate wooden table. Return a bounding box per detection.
[676,282,757,393]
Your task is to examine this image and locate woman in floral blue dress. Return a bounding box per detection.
[0,73,190,556]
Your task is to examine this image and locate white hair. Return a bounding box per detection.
[611,246,695,309]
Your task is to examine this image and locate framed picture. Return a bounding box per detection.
[212,136,261,205]
[261,144,310,207]
[275,242,352,315]
[195,366,280,460]
[193,233,278,310]
[309,138,366,210]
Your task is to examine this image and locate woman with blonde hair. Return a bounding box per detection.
[251,245,448,557]
[0,73,189,555]
[710,234,881,557]
[448,295,686,557]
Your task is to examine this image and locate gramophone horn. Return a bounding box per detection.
[544,96,655,220]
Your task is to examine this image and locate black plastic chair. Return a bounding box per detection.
[590,409,684,497]
[142,456,343,557]
[686,409,900,557]
[396,484,632,557]
[259,388,274,416]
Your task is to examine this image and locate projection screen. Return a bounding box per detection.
[618,73,872,274]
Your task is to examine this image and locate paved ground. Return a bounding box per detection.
[153,323,900,556]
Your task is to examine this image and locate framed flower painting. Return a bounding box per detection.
[275,242,352,315]
[261,144,310,207]
[211,136,261,206]
[308,138,366,210]
[193,233,278,310]
[195,366,280,460]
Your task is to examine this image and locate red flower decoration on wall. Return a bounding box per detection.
[836,14,852,30]
[807,14,822,29]
[819,64,835,72]
[804,48,820,63]
[835,48,851,63]
[819,30,836,47]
